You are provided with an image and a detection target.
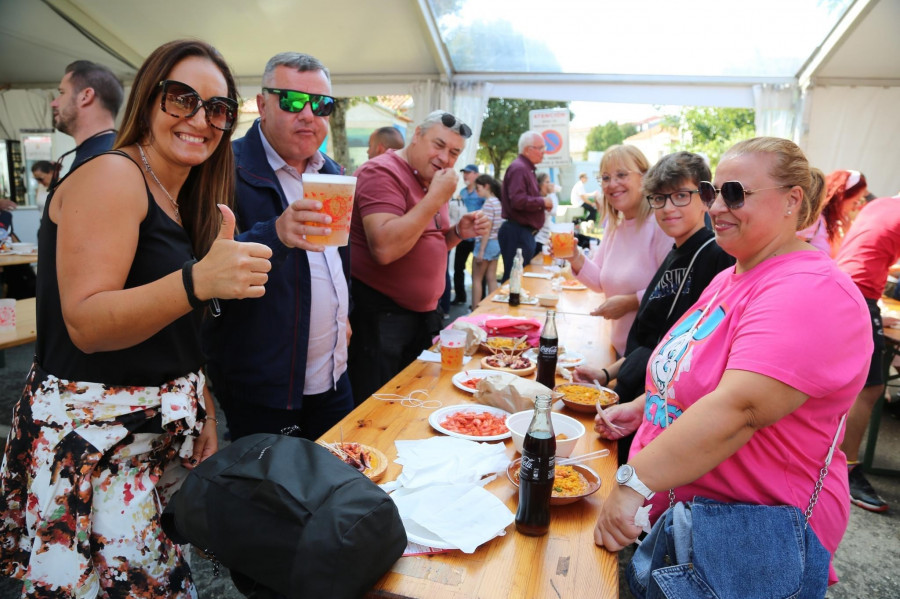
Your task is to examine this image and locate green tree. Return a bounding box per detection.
[477,98,571,177]
[329,96,378,170]
[666,107,755,169]
[585,121,638,157]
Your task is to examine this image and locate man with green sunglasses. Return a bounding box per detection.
[203,52,354,460]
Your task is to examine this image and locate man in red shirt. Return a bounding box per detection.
[348,111,489,404]
[498,131,554,281]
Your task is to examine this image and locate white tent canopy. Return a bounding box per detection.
[1,0,899,196]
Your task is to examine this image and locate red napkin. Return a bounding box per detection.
[447,313,543,347]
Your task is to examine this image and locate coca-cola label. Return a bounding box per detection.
[520,450,555,482]
[539,345,558,358]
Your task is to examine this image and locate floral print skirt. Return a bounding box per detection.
[0,363,208,598]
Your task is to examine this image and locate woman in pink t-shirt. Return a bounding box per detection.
[561,145,672,356]
[593,137,872,586]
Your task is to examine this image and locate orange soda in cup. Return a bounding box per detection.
[549,223,576,259]
[542,246,553,265]
[301,173,357,246]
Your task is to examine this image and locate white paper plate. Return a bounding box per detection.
[451,369,518,394]
[523,348,585,368]
[428,404,512,441]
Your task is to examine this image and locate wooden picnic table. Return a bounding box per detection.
[322,263,622,599]
[0,252,38,268]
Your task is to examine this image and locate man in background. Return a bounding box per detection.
[203,52,353,442]
[50,60,123,182]
[570,172,600,224]
[450,164,482,306]
[348,111,488,403]
[367,126,405,160]
[498,130,552,281]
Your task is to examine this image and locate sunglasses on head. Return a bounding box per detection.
[158,80,238,131]
[698,181,793,210]
[439,112,472,138]
[263,87,336,116]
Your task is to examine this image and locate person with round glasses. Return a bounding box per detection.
[574,152,734,463]
[562,144,672,357]
[0,40,272,597]
[594,137,872,589]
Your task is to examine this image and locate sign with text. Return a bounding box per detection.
[529,108,571,167]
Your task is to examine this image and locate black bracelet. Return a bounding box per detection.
[181,260,204,310]
[601,368,610,385]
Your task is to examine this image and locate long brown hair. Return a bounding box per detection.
[115,39,238,258]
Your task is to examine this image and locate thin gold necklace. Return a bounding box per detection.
[137,144,180,223]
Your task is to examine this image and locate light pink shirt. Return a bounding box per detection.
[631,251,871,583]
[260,130,349,394]
[576,217,672,355]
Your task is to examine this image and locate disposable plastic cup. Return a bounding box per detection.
[542,246,553,265]
[0,299,15,333]
[301,174,357,246]
[549,222,576,258]
[440,329,466,370]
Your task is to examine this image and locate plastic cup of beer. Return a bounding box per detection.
[549,222,576,259]
[301,173,357,246]
[541,245,553,265]
[440,329,467,371]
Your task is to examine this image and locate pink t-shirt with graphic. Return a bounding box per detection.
[630,250,871,582]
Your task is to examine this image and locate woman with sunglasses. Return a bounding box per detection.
[594,137,872,590]
[0,40,271,597]
[561,144,672,357]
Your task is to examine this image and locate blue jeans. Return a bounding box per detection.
[627,497,830,599]
[498,220,537,283]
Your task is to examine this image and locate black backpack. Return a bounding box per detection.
[162,433,406,598]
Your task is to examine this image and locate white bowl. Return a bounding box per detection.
[506,410,585,457]
[535,293,559,307]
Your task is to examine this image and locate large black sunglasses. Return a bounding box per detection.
[698,181,793,210]
[646,190,699,209]
[158,80,238,131]
[439,112,472,138]
[263,87,336,116]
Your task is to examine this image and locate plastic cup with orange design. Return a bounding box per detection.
[440,329,466,371]
[542,245,553,265]
[301,173,357,246]
[549,222,576,258]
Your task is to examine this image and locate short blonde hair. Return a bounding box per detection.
[721,137,825,231]
[599,145,652,236]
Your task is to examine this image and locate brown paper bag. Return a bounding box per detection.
[473,376,553,413]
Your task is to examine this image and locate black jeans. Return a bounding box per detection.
[497,220,537,282]
[453,239,475,301]
[348,278,442,405]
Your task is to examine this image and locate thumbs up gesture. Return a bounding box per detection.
[191,204,273,301]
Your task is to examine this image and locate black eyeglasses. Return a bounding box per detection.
[698,181,793,210]
[158,80,238,131]
[263,87,336,116]
[646,190,699,209]
[439,113,472,138]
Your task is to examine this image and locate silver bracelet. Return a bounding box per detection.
[454,223,461,238]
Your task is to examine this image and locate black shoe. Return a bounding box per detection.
[451,297,467,305]
[848,465,889,512]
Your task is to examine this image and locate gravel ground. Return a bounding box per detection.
[0,339,898,598]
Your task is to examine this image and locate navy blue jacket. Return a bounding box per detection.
[202,120,349,409]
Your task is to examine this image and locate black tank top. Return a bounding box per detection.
[36,151,204,386]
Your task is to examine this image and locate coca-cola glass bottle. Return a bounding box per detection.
[535,309,558,389]
[515,395,556,536]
